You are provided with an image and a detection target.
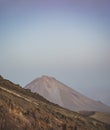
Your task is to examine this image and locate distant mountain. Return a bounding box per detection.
[0,75,110,130]
[25,75,110,112]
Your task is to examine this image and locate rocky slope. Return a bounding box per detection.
[25,75,110,112]
[0,75,110,130]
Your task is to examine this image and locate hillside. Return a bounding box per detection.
[90,112,110,125]
[78,111,110,125]
[0,75,110,130]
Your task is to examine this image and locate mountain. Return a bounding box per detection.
[0,76,110,130]
[25,75,110,112]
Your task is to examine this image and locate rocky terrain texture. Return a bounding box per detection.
[0,75,110,130]
[25,75,110,112]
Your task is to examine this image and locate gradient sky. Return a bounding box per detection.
[0,0,110,106]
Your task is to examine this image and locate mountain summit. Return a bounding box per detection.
[25,75,110,112]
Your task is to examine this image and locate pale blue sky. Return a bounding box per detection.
[0,0,110,105]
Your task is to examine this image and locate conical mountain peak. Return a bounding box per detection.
[41,75,56,80]
[25,75,110,112]
[40,75,56,83]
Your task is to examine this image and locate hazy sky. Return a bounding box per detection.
[0,0,110,106]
